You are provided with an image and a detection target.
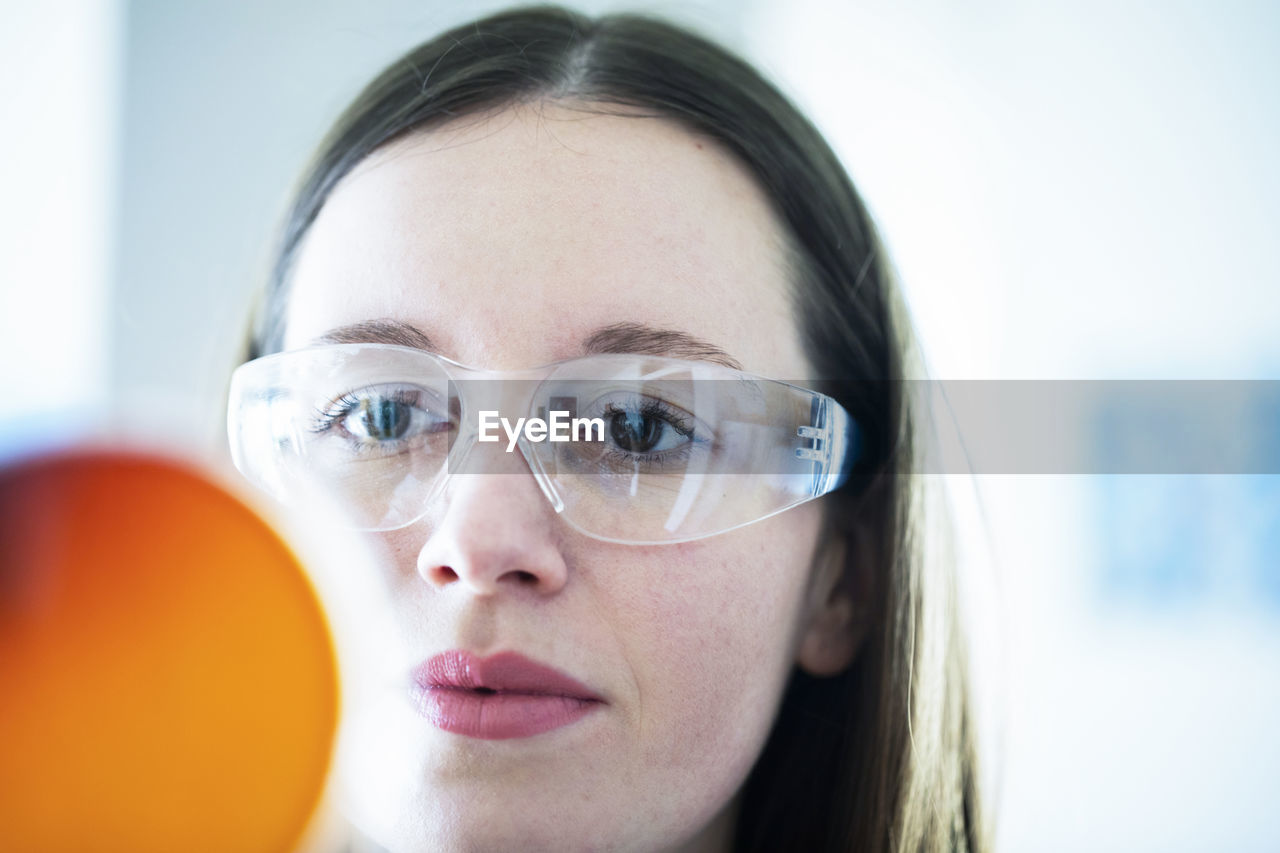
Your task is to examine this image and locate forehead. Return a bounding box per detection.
[284,104,812,379]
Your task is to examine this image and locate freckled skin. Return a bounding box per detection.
[285,105,834,853]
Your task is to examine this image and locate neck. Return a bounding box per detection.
[666,793,740,853]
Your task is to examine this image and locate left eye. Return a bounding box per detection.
[604,407,688,454]
[590,392,702,457]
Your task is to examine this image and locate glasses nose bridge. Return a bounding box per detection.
[435,361,565,514]
[448,363,550,438]
[445,365,558,484]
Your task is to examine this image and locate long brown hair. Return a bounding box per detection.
[247,6,984,850]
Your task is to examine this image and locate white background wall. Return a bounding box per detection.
[0,1,118,442]
[3,1,1278,849]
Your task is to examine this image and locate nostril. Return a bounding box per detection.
[513,570,537,584]
[434,566,459,583]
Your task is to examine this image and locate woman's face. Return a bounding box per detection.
[284,104,847,852]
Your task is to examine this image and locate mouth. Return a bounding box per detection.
[411,650,605,740]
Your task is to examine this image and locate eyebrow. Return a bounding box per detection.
[581,322,743,370]
[312,319,435,350]
[311,318,744,371]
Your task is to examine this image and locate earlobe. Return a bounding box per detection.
[796,534,868,677]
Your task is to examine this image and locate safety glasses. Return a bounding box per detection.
[227,344,858,545]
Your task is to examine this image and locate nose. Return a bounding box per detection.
[414,469,570,597]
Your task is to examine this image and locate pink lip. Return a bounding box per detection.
[411,650,605,740]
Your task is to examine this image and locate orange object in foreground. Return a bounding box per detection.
[0,450,338,853]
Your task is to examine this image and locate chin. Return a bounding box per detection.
[333,687,747,853]
[333,724,615,852]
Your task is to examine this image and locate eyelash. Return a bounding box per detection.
[603,398,693,438]
[309,388,442,453]
[595,398,709,470]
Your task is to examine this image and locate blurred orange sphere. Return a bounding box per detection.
[0,451,338,853]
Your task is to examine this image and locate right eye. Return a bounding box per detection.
[342,397,419,441]
[311,384,451,455]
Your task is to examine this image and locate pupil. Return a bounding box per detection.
[610,411,661,452]
[364,399,409,440]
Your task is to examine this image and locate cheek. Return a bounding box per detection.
[604,516,819,796]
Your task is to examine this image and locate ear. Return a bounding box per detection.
[796,531,868,677]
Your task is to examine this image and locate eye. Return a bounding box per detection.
[589,392,705,459]
[312,383,451,452]
[604,404,690,454]
[343,397,419,441]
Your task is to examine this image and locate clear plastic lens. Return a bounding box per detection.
[227,344,856,543]
[313,382,449,443]
[546,385,711,476]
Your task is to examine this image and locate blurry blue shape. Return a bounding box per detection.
[1253,382,1280,474]
[1244,476,1280,605]
[1091,383,1280,611]
[1247,387,1280,604]
[1095,475,1208,603]
[0,409,94,468]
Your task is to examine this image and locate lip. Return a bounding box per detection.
[411,650,605,740]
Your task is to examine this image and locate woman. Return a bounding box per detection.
[228,6,983,851]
